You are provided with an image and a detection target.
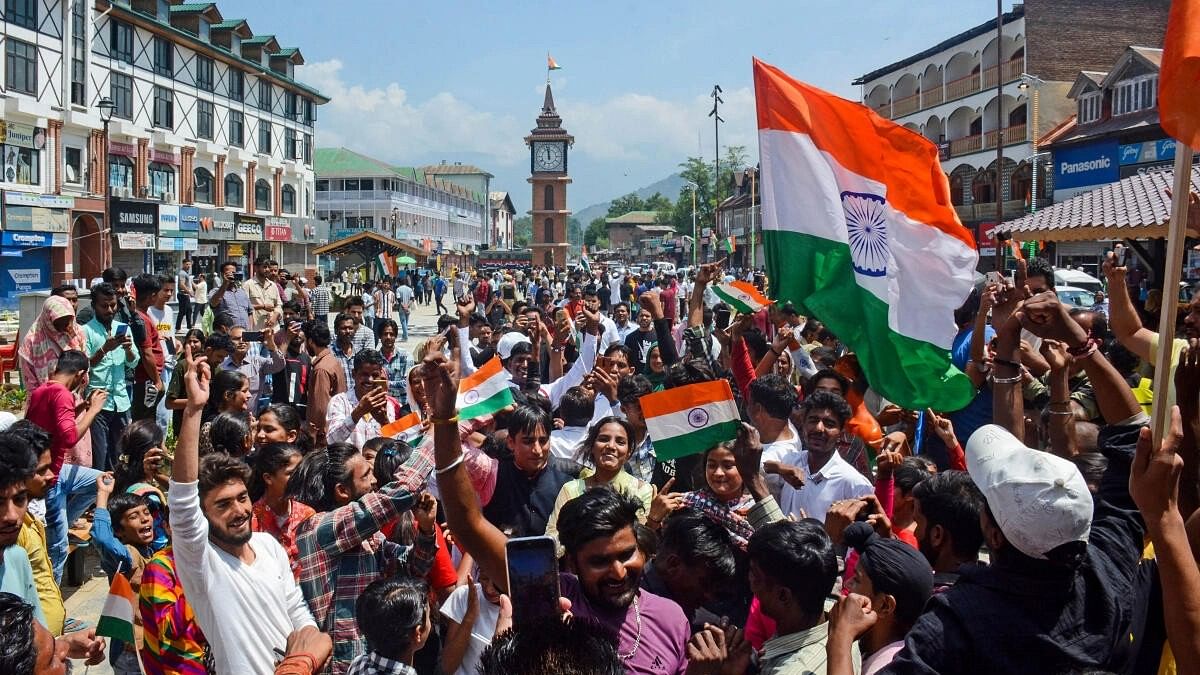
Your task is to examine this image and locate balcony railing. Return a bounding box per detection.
[892,92,920,117]
[954,199,1027,221]
[946,124,1028,158]
[891,56,1025,119]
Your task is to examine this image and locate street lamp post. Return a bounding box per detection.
[98,96,117,270]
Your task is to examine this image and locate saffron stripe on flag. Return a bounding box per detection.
[711,281,771,315]
[461,355,504,391]
[639,380,735,418]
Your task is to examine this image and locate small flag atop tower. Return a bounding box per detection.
[547,54,562,71]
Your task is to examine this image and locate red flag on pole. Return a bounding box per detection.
[1161,0,1200,150]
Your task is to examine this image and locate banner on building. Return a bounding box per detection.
[110,198,158,234]
[5,192,74,209]
[117,233,156,249]
[236,216,264,241]
[0,121,44,149]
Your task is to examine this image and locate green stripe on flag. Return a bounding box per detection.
[460,387,515,419]
[651,420,740,461]
[710,285,755,314]
[764,230,973,411]
[96,615,135,644]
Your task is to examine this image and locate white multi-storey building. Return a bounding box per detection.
[0,0,328,305]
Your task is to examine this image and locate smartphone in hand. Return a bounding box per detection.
[115,324,129,337]
[505,536,560,630]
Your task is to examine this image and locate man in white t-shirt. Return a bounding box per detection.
[747,375,802,500]
[168,361,324,674]
[778,390,873,523]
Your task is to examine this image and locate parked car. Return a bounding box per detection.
[1056,286,1096,309]
[1054,269,1104,294]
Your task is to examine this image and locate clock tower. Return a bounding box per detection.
[525,82,573,269]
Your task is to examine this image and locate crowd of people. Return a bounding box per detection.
[1,247,1199,675]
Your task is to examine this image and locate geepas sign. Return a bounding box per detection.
[1054,140,1120,190]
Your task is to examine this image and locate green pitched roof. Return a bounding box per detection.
[274,47,300,57]
[606,210,662,224]
[169,3,217,13]
[317,148,488,203]
[212,18,247,29]
[243,34,276,45]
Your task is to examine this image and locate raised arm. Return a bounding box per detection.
[419,354,511,591]
[689,259,724,328]
[1101,248,1155,361]
[1173,343,1200,521]
[173,344,209,484]
[1041,339,1079,459]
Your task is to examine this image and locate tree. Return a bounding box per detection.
[513,215,532,248]
[567,217,584,246]
[607,192,646,218]
[585,217,609,248]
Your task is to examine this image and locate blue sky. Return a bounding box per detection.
[239,0,1017,213]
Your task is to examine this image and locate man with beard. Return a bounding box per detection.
[582,286,621,352]
[623,307,657,372]
[612,302,637,342]
[422,354,691,673]
[910,470,985,591]
[778,390,873,523]
[8,422,64,635]
[289,442,438,673]
[168,348,323,674]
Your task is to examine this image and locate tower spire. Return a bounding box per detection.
[542,82,556,114]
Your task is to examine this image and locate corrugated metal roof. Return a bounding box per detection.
[169,3,217,14]
[243,34,277,45]
[212,18,247,29]
[995,165,1200,241]
[315,147,403,178]
[606,210,661,224]
[421,163,494,177]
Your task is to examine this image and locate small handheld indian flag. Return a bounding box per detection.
[458,356,515,418]
[381,411,426,445]
[640,380,740,461]
[579,246,592,272]
[711,280,772,315]
[724,236,737,254]
[96,571,137,644]
[547,54,562,71]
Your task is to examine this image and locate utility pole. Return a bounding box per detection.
[710,85,724,260]
[994,0,1005,236]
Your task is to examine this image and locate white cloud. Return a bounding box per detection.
[301,60,759,188]
[303,59,527,165]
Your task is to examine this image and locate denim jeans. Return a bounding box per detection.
[398,310,410,341]
[45,463,102,583]
[90,409,129,471]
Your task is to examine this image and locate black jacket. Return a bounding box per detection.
[882,424,1161,675]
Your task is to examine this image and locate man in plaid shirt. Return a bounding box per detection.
[292,441,438,673]
[310,275,332,326]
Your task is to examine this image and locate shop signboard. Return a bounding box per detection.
[179,206,200,232]
[194,244,219,257]
[157,237,198,251]
[265,218,291,241]
[1,230,66,248]
[977,221,998,257]
[158,204,180,234]
[2,206,68,233]
[0,121,44,149]
[198,209,235,240]
[110,198,158,234]
[0,251,50,308]
[116,232,155,249]
[4,192,74,209]
[1053,140,1119,190]
[227,243,246,257]
[236,215,264,241]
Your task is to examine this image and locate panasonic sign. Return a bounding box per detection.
[1053,140,1119,190]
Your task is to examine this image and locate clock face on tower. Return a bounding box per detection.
[532,141,566,172]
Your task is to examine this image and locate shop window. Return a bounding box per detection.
[281,185,296,213]
[225,174,243,207]
[64,147,83,185]
[255,179,271,211]
[194,168,214,204]
[148,162,175,200]
[1,144,39,185]
[109,155,134,190]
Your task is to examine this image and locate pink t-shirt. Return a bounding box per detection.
[561,574,690,675]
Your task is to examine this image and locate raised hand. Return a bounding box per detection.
[684,624,728,675]
[648,477,685,525]
[418,353,458,420]
[1176,341,1200,406]
[414,492,438,535]
[1040,338,1072,373]
[1019,291,1089,347]
[829,593,878,641]
[926,409,960,449]
[1130,406,1184,523]
[182,342,211,410]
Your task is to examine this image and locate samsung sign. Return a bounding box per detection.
[1054,140,1120,190]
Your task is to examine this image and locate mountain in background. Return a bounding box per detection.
[573,173,686,226]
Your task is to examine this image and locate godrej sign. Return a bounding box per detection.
[1054,140,1120,190]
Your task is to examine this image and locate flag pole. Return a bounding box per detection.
[1150,143,1195,445]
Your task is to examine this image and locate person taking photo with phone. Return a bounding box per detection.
[325,350,402,449]
[208,260,253,330]
[82,282,139,474]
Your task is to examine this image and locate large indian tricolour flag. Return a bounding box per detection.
[753,58,977,411]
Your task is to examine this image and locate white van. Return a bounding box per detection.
[1054,269,1104,294]
[652,261,677,275]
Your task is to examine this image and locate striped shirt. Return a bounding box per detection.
[310,285,332,316]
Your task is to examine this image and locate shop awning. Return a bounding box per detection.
[312,231,427,259]
[994,165,1200,242]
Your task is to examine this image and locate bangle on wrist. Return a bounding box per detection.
[993,357,1021,370]
[429,415,459,425]
[435,454,464,476]
[989,373,1023,385]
